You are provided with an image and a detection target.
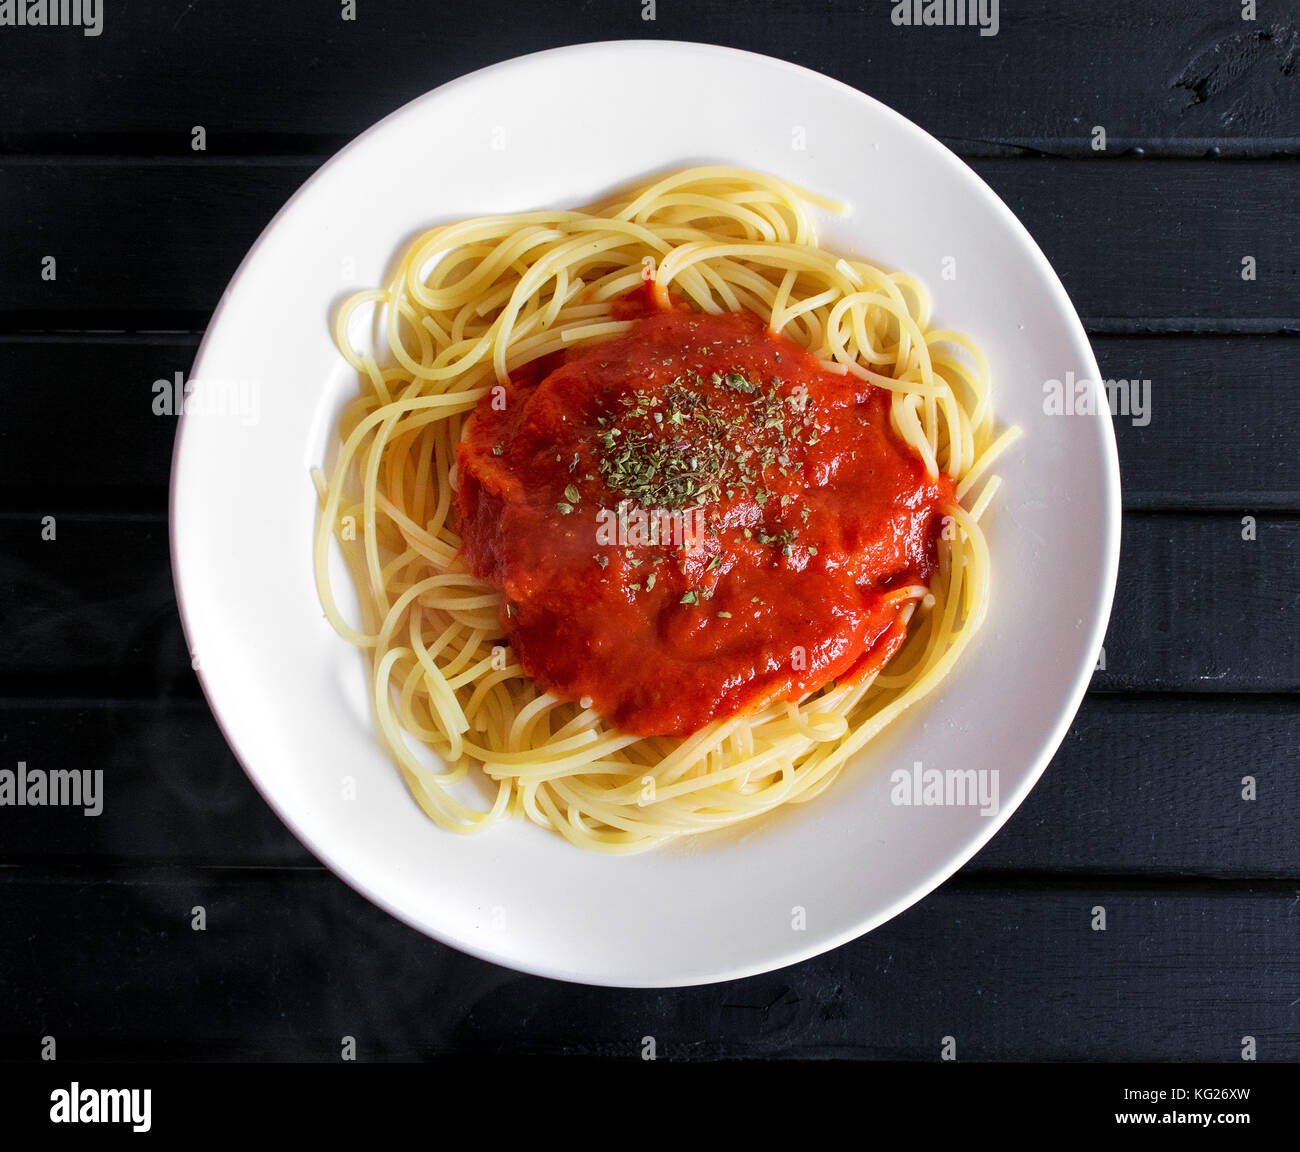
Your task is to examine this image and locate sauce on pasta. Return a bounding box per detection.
[456,298,953,737]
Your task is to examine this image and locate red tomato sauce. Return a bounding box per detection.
[455,301,953,737]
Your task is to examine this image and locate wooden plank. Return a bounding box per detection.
[0,871,1293,1060]
[975,160,1300,329]
[1099,514,1300,693]
[1102,335,1300,511]
[0,700,315,868]
[0,335,196,511]
[0,3,1296,156]
[0,513,185,696]
[6,333,1297,513]
[0,695,1293,877]
[0,512,1295,694]
[969,695,1299,876]
[1,160,1297,327]
[0,159,313,330]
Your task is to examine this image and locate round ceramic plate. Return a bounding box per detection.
[171,41,1119,987]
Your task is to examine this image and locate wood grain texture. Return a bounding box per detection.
[1,3,1297,1057]
[0,695,1293,877]
[970,695,1299,877]
[0,870,1292,1061]
[0,335,193,511]
[1101,514,1300,693]
[0,2,1296,156]
[1,159,1297,329]
[1102,335,1300,510]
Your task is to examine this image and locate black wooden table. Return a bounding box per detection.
[1,2,1297,1067]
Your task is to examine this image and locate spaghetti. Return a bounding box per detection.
[312,166,1017,852]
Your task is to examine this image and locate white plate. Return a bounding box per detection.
[171,41,1119,987]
